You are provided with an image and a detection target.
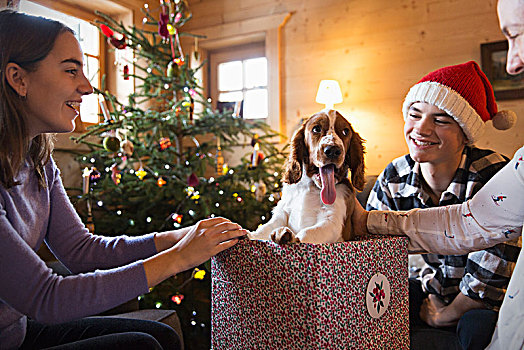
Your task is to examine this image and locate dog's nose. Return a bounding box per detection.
[323,145,341,159]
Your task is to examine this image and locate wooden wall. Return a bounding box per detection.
[184,0,523,175]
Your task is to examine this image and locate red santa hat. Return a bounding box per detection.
[402,61,517,143]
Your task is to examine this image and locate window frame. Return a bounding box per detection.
[209,42,268,120]
[188,12,289,137]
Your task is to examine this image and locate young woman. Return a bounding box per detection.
[0,10,247,349]
[366,60,520,350]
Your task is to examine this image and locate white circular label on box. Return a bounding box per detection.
[366,273,391,318]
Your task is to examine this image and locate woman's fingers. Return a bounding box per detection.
[215,237,242,254]
[219,229,249,242]
[197,220,244,238]
[197,216,232,228]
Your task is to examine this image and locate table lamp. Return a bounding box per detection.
[315,80,343,109]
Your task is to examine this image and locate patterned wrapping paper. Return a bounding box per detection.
[211,236,409,350]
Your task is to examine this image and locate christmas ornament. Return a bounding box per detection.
[251,134,260,147]
[171,294,184,305]
[216,149,224,177]
[185,187,195,196]
[215,137,224,176]
[193,268,206,280]
[100,24,114,38]
[82,167,94,233]
[110,35,127,49]
[159,137,172,150]
[167,24,176,35]
[158,12,169,39]
[89,167,101,183]
[117,155,128,170]
[98,95,112,123]
[188,88,198,98]
[254,181,267,202]
[103,135,121,153]
[111,164,121,185]
[123,65,129,80]
[120,139,134,156]
[193,37,200,61]
[100,24,127,49]
[135,167,147,180]
[157,177,167,187]
[173,57,184,66]
[166,60,176,78]
[187,173,199,187]
[172,213,183,224]
[251,142,260,167]
[174,12,182,24]
[82,167,91,195]
[250,134,265,167]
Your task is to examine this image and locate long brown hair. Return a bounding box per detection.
[0,10,74,188]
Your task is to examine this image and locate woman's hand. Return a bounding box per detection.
[144,217,247,287]
[351,197,370,237]
[154,227,192,252]
[169,217,247,273]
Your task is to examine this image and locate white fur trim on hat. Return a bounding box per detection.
[402,81,485,143]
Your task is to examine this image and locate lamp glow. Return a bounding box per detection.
[315,80,343,109]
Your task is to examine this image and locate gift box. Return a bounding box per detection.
[211,236,409,350]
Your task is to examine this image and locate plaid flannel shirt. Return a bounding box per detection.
[366,146,521,309]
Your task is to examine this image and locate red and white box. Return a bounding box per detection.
[211,236,409,349]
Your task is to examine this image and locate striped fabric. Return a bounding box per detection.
[366,146,521,308]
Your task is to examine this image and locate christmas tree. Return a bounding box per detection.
[69,2,286,349]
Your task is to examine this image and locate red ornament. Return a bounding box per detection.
[158,12,170,39]
[110,35,127,49]
[250,151,265,167]
[157,177,167,187]
[100,24,114,38]
[187,173,199,187]
[173,57,185,66]
[159,137,172,150]
[100,24,127,49]
[171,294,184,305]
[172,213,183,224]
[123,65,129,80]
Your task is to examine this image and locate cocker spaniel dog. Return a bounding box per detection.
[249,109,365,244]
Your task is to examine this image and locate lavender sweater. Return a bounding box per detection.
[0,157,158,349]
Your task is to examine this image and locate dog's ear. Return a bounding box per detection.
[345,126,366,191]
[282,123,307,184]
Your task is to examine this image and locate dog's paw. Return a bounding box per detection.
[270,227,298,244]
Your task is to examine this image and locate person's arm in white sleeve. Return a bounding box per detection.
[356,146,524,254]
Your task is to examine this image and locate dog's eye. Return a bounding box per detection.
[312,125,322,133]
[342,128,350,136]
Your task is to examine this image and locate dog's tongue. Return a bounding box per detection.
[320,164,336,205]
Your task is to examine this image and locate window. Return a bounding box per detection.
[210,43,268,120]
[19,1,101,124]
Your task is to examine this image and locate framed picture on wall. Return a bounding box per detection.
[481,40,524,100]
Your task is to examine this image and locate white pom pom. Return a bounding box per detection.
[492,110,517,130]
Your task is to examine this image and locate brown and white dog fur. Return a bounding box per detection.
[249,109,365,244]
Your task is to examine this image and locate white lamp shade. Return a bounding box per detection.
[316,80,343,107]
